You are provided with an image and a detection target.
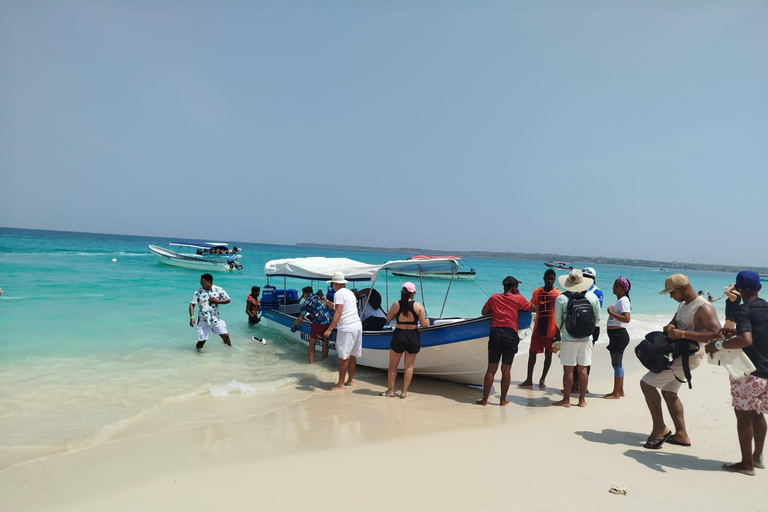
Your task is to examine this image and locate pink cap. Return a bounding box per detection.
[402,282,416,293]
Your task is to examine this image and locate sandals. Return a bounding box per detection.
[379,391,395,397]
[643,431,672,450]
[400,393,408,399]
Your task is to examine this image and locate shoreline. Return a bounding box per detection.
[2,343,764,511]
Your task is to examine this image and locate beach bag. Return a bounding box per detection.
[635,331,699,389]
[563,291,596,339]
[707,346,756,380]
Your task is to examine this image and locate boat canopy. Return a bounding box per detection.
[264,257,459,282]
[409,255,462,261]
[170,242,229,249]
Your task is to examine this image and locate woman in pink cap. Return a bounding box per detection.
[380,282,430,398]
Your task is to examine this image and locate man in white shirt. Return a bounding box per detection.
[324,272,364,390]
[552,269,602,408]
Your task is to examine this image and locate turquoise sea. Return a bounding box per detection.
[0,227,742,469]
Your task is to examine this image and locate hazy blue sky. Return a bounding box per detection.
[1,1,766,266]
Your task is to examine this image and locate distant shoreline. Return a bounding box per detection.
[297,242,768,275]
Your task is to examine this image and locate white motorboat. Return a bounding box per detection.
[148,242,243,271]
[260,257,531,385]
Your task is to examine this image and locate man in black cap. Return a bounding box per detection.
[706,270,768,475]
[476,276,536,406]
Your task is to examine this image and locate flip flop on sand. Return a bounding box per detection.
[643,431,672,450]
[379,391,394,397]
[666,437,691,447]
[400,393,408,399]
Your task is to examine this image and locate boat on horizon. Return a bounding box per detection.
[148,242,243,271]
[544,260,573,270]
[259,256,531,385]
[391,255,477,281]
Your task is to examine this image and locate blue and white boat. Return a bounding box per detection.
[261,257,531,385]
[149,242,243,271]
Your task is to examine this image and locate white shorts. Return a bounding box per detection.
[336,329,362,360]
[197,319,228,341]
[560,341,592,367]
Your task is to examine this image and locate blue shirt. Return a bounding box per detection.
[588,284,604,307]
[300,293,334,325]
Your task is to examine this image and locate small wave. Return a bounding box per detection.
[166,377,299,401]
[1,293,105,301]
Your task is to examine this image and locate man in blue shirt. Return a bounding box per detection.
[293,286,335,364]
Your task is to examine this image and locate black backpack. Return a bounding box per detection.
[635,331,699,389]
[564,291,596,339]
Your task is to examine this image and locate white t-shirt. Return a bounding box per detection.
[606,296,631,328]
[333,287,363,332]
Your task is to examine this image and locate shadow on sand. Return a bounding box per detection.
[575,428,725,473]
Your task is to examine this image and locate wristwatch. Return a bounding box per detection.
[715,339,724,350]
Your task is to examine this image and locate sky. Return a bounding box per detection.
[1,0,766,266]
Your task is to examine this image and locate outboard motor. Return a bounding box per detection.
[226,254,243,270]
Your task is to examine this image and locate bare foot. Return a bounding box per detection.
[722,462,755,476]
[330,383,345,391]
[345,380,354,387]
[500,400,510,406]
[475,399,488,406]
[578,400,587,407]
[517,380,533,389]
[552,399,570,408]
[602,393,621,399]
[538,379,546,389]
[753,454,765,469]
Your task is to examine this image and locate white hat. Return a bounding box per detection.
[558,269,591,293]
[582,267,596,279]
[327,271,348,284]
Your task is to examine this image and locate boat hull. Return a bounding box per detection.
[262,308,532,385]
[149,245,239,272]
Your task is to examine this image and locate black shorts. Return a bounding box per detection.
[390,329,421,354]
[606,328,629,354]
[248,315,260,325]
[488,327,520,365]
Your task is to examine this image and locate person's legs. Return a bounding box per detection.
[308,336,317,364]
[346,356,356,386]
[641,379,670,445]
[321,340,329,360]
[576,365,588,407]
[553,366,574,407]
[541,350,553,387]
[332,358,348,390]
[753,412,766,468]
[500,361,513,406]
[477,362,499,406]
[384,350,402,396]
[662,390,691,445]
[723,409,757,475]
[518,350,537,388]
[401,352,418,397]
[604,351,625,399]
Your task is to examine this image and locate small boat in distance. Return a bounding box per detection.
[545,260,573,270]
[149,242,243,271]
[392,255,477,280]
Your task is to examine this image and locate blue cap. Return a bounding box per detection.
[736,270,761,292]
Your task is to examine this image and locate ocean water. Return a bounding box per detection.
[0,227,742,468]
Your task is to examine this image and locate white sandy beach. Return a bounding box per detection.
[2,344,766,512]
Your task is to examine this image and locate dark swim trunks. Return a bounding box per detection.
[488,326,520,365]
[390,329,421,354]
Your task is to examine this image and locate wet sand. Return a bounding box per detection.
[2,346,765,512]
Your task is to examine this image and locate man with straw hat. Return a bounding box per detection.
[324,271,363,390]
[552,269,602,408]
